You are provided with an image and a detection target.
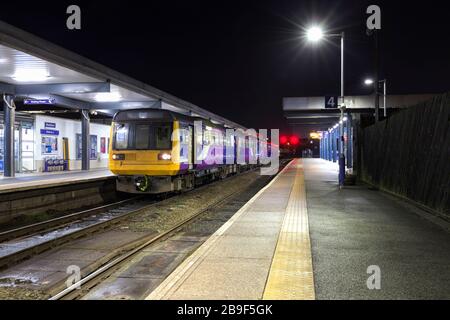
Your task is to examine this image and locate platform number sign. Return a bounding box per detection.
[325,96,338,109]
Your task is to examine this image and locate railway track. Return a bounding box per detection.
[50,179,257,300]
[51,161,291,300]
[0,196,153,270]
[0,161,290,299]
[0,169,258,272]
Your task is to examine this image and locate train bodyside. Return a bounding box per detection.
[109,109,259,194]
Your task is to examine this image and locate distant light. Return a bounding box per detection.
[343,116,348,122]
[289,135,300,146]
[364,79,374,86]
[339,120,343,125]
[310,132,322,140]
[94,92,122,102]
[306,26,324,42]
[280,136,288,145]
[12,69,50,82]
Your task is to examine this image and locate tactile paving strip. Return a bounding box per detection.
[263,160,315,300]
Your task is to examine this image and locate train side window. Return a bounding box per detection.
[196,130,203,146]
[203,130,210,146]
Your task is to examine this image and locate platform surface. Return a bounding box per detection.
[0,169,114,193]
[147,158,450,300]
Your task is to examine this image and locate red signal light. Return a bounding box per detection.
[280,136,288,145]
[289,135,300,146]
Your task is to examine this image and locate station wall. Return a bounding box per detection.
[360,92,449,217]
[34,115,111,172]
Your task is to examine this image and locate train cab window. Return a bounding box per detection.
[135,124,150,149]
[114,123,130,149]
[113,122,172,150]
[155,126,171,149]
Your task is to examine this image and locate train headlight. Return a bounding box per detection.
[158,152,172,160]
[112,154,125,160]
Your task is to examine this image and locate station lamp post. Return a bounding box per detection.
[365,78,387,118]
[306,26,346,187]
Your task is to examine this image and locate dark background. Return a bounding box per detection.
[0,0,449,132]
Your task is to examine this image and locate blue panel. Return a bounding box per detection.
[40,129,59,135]
[24,98,55,105]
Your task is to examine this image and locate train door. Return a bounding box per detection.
[188,126,193,170]
[193,123,203,167]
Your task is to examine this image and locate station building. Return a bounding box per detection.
[0,113,111,174]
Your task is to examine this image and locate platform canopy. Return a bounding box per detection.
[0,21,244,129]
[283,94,435,133]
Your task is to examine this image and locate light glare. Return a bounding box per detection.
[306,26,324,42]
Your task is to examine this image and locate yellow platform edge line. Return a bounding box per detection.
[263,159,315,300]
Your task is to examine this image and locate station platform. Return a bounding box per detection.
[147,158,315,300]
[0,169,114,194]
[147,158,450,300]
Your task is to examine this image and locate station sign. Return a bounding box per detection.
[45,122,56,128]
[24,98,56,105]
[324,96,338,109]
[40,129,59,136]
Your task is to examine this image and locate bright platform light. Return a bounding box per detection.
[12,69,50,82]
[364,79,374,85]
[306,26,324,42]
[94,92,122,102]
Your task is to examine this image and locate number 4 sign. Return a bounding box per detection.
[325,96,338,109]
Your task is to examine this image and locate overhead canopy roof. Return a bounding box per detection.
[283,94,436,133]
[0,20,244,129]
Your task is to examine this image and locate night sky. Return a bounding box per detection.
[0,1,449,132]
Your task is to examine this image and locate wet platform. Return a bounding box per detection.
[146,158,450,300]
[0,169,114,194]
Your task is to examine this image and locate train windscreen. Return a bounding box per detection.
[113,122,172,150]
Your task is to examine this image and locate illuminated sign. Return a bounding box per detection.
[310,132,323,140]
[24,98,56,105]
[40,129,59,136]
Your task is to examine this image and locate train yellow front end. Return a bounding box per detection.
[109,110,191,194]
